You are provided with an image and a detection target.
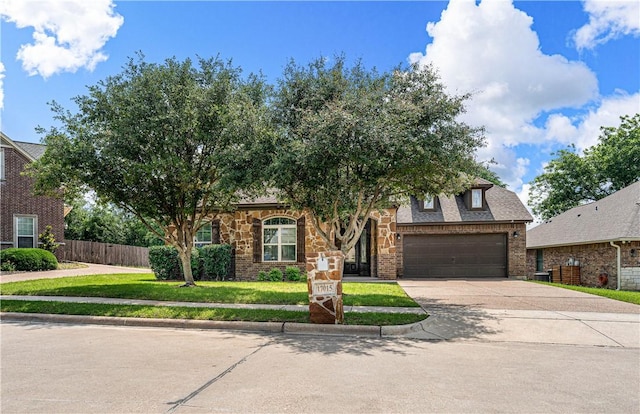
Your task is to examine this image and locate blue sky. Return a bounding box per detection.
[1,0,639,209]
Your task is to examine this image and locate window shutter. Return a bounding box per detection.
[252,218,262,263]
[297,216,306,263]
[211,219,220,244]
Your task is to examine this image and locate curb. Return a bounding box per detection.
[1,312,420,338]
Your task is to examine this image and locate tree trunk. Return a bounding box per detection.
[177,246,196,286]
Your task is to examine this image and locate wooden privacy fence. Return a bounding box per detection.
[58,240,150,268]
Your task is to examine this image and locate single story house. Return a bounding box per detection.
[199,179,532,280]
[1,132,66,251]
[526,180,640,290]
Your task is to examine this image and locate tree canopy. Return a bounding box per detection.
[28,54,273,285]
[529,113,640,220]
[270,57,485,254]
[64,198,162,247]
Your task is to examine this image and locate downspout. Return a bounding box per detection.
[609,241,621,291]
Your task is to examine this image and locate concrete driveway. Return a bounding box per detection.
[398,279,640,347]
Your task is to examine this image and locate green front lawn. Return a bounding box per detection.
[0,300,426,326]
[532,281,640,305]
[0,273,419,307]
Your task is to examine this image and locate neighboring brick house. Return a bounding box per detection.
[526,180,640,290]
[199,178,532,280]
[0,132,65,251]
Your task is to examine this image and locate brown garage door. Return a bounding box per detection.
[403,233,507,278]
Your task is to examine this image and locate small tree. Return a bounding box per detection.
[28,54,273,285]
[271,56,484,261]
[38,225,60,253]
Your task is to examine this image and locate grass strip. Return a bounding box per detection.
[0,273,419,307]
[531,281,640,305]
[0,300,427,326]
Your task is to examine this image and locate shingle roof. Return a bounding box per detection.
[13,141,46,160]
[526,180,640,248]
[397,180,533,224]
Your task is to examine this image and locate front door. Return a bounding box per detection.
[343,220,371,276]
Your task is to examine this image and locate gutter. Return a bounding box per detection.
[609,241,621,291]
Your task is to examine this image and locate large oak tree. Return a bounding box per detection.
[270,57,485,261]
[28,55,273,285]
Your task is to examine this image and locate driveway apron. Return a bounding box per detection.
[398,279,640,347]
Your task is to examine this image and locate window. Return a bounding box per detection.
[263,217,296,262]
[423,195,436,210]
[0,148,4,180]
[15,216,37,248]
[194,222,212,248]
[471,188,483,209]
[536,250,544,272]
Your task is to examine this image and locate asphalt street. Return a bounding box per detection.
[1,321,639,413]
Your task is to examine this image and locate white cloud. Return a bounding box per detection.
[573,0,640,50]
[408,0,615,196]
[0,0,123,78]
[409,0,598,148]
[0,62,4,110]
[545,92,640,151]
[476,141,529,191]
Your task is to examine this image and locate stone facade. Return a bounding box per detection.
[396,222,528,279]
[306,250,344,324]
[0,145,65,253]
[526,241,640,289]
[217,207,398,280]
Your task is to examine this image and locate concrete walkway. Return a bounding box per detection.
[398,279,640,348]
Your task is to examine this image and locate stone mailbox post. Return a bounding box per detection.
[307,251,344,324]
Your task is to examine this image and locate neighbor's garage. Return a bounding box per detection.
[403,233,507,278]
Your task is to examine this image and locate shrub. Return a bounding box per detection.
[285,266,303,281]
[268,268,283,282]
[0,248,58,271]
[148,246,181,280]
[257,270,269,281]
[149,246,202,280]
[38,225,60,253]
[1,260,17,272]
[201,244,232,280]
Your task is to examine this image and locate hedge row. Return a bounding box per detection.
[0,248,58,271]
[148,244,232,281]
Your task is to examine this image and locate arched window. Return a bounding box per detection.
[263,217,296,261]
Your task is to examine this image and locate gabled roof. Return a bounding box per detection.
[397,179,533,224]
[1,132,41,161]
[13,141,46,160]
[527,180,640,249]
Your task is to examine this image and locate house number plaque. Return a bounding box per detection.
[312,281,337,296]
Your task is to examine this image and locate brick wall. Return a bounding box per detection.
[526,241,640,289]
[396,222,527,278]
[0,147,65,250]
[621,267,640,291]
